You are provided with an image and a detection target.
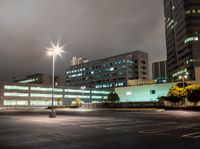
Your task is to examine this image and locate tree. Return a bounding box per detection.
[186,84,200,105]
[107,92,120,103]
[75,97,82,107]
[167,86,186,103]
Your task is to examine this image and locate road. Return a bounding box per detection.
[0,109,200,149]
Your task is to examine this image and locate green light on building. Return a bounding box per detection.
[184,37,199,44]
[4,85,29,90]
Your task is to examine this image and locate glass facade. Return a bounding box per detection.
[3,100,28,106]
[0,83,110,106]
[4,85,29,90]
[66,51,149,89]
[4,92,29,97]
[164,0,200,81]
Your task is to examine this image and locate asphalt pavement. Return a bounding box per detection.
[0,109,200,149]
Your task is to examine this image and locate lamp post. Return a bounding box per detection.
[47,42,64,118]
[81,86,86,96]
[179,74,188,88]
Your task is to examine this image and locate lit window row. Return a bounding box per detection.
[91,90,110,94]
[30,87,63,92]
[18,78,38,83]
[184,37,199,44]
[185,9,200,14]
[4,85,29,90]
[64,95,90,98]
[64,89,90,93]
[3,100,28,106]
[172,69,187,77]
[4,92,29,97]
[69,73,83,78]
[30,100,62,106]
[91,96,107,99]
[166,19,177,30]
[30,93,63,98]
[95,82,124,89]
[66,68,86,74]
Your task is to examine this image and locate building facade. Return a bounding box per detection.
[70,57,89,67]
[14,74,65,86]
[66,51,149,89]
[164,0,200,81]
[115,82,177,102]
[152,61,167,83]
[0,82,110,107]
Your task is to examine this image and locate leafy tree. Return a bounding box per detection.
[167,86,186,103]
[75,97,82,107]
[186,84,200,105]
[113,92,120,103]
[107,92,120,103]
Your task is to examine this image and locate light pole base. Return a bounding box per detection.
[49,109,56,118]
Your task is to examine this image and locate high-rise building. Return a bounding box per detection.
[70,57,89,67]
[164,0,200,81]
[152,61,167,83]
[66,51,149,89]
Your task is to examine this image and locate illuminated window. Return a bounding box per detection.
[4,92,29,97]
[64,95,90,98]
[185,10,191,14]
[3,100,28,106]
[30,87,63,92]
[184,37,199,44]
[192,10,196,13]
[30,100,62,106]
[4,85,29,90]
[126,92,132,96]
[91,90,110,94]
[92,96,102,99]
[110,67,114,71]
[19,78,37,83]
[30,93,63,98]
[31,87,52,92]
[65,89,90,93]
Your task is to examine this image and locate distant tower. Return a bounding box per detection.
[70,57,89,67]
[152,61,167,83]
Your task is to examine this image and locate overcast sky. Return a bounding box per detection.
[0,0,166,81]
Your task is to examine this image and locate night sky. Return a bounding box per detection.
[0,0,166,81]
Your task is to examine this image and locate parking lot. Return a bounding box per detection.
[0,109,200,149]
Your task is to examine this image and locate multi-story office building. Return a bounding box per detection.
[14,73,65,86]
[0,82,110,107]
[66,51,149,89]
[152,61,167,83]
[70,57,89,67]
[164,0,200,81]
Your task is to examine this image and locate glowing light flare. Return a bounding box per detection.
[46,41,65,57]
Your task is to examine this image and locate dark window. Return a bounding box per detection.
[150,90,156,94]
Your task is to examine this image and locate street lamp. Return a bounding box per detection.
[47,42,65,118]
[179,74,188,88]
[81,86,86,96]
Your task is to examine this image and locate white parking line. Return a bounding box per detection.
[182,132,200,139]
[80,121,147,128]
[106,121,177,130]
[138,123,200,134]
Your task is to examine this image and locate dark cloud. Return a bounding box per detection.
[0,0,166,81]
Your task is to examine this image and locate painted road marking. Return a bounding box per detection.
[80,120,148,128]
[138,123,200,134]
[106,121,177,130]
[182,132,200,139]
